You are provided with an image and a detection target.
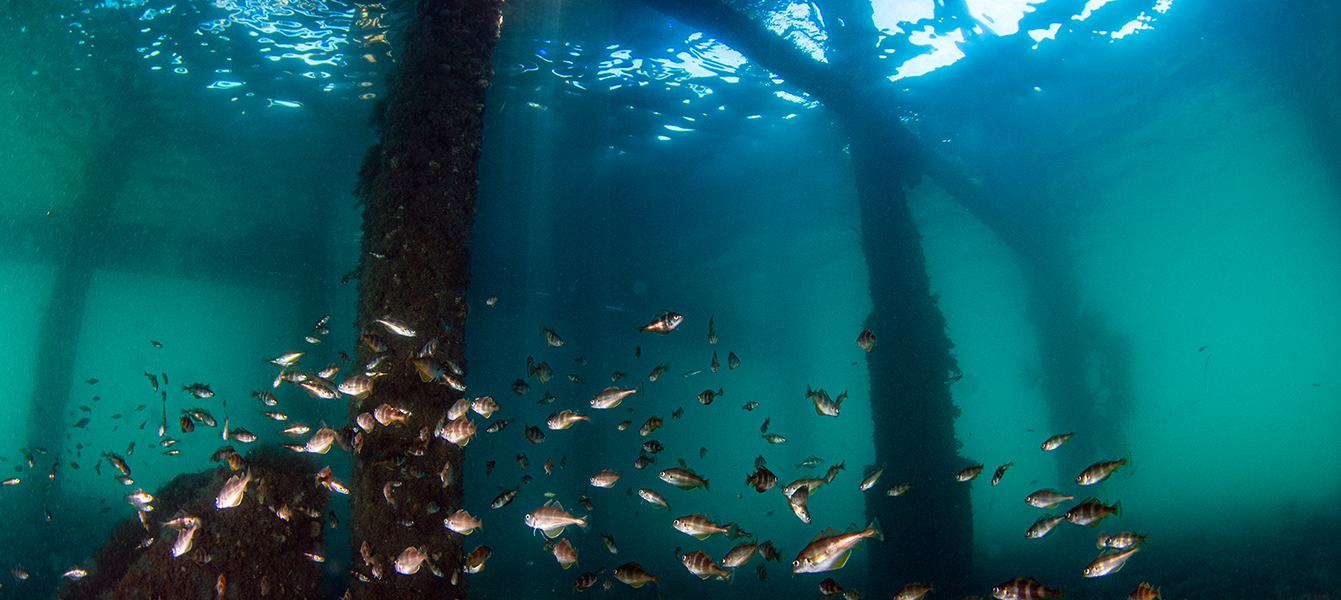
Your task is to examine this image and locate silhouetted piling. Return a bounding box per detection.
[347,0,502,597]
[849,124,973,592]
[25,120,128,467]
[631,1,974,591]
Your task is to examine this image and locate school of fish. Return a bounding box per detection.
[2,301,1157,599]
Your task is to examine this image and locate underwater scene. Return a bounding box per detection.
[0,0,1338,598]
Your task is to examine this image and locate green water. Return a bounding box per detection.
[0,1,1337,599]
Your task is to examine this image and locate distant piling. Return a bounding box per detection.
[626,0,976,592]
[848,124,975,593]
[347,0,502,597]
[24,102,129,483]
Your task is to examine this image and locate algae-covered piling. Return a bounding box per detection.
[347,0,503,597]
[59,447,329,600]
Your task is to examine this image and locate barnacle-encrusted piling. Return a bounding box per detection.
[347,0,503,598]
[58,447,328,600]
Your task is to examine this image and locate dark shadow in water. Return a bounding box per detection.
[18,7,138,487]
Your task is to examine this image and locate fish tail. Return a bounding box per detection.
[868,516,885,542]
[1112,500,1122,519]
[576,518,590,533]
[703,477,710,492]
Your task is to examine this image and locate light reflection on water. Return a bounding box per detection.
[74,0,386,106]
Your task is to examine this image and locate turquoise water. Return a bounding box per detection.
[0,0,1338,599]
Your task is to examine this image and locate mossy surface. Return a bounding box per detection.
[348,0,503,598]
[59,446,329,600]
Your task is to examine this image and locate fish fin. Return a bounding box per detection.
[693,533,711,541]
[543,526,565,538]
[868,516,885,542]
[811,528,840,542]
[831,549,852,570]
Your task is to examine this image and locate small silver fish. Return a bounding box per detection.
[215,470,252,509]
[375,317,417,337]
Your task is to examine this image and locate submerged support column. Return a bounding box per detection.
[850,123,973,594]
[26,128,126,470]
[348,0,500,598]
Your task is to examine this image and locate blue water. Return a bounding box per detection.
[0,0,1338,598]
